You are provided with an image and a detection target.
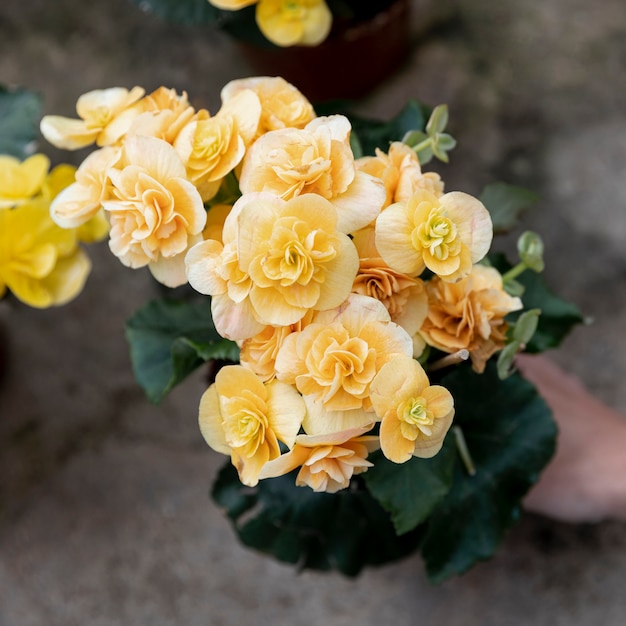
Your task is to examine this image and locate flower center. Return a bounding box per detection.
[413,208,460,260]
[400,396,435,439]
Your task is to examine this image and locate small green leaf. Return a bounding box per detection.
[504,278,525,297]
[436,133,457,152]
[212,464,423,576]
[496,341,520,379]
[0,86,43,158]
[125,297,238,402]
[426,104,449,136]
[420,362,556,582]
[513,308,541,345]
[129,0,221,24]
[363,440,455,535]
[402,129,428,148]
[479,182,538,234]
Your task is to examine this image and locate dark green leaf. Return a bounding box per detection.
[420,362,557,582]
[0,86,43,158]
[130,0,222,24]
[125,298,238,403]
[363,439,455,535]
[479,182,538,234]
[348,100,428,156]
[212,464,422,576]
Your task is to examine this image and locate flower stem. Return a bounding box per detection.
[428,349,469,371]
[453,426,476,476]
[502,262,527,284]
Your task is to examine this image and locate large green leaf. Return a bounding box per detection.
[129,0,221,24]
[516,270,584,353]
[0,86,43,158]
[479,182,538,234]
[125,297,239,403]
[212,464,422,576]
[420,362,557,583]
[363,438,456,535]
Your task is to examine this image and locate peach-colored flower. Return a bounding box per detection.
[256,0,332,47]
[240,311,315,382]
[420,264,523,373]
[370,355,454,462]
[209,0,257,8]
[0,200,91,308]
[221,76,316,135]
[49,146,119,229]
[40,86,145,150]
[275,293,414,434]
[375,189,492,282]
[199,365,306,487]
[103,135,206,287]
[174,89,261,201]
[0,154,50,208]
[239,115,385,233]
[127,87,199,146]
[186,192,358,339]
[357,141,444,209]
[259,425,379,493]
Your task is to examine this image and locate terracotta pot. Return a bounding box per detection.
[237,0,411,102]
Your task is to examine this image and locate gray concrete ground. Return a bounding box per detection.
[1,0,626,623]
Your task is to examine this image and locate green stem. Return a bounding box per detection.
[502,262,527,284]
[453,426,476,476]
[410,137,432,154]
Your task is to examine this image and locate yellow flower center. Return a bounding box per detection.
[413,208,460,260]
[85,105,112,129]
[400,396,434,440]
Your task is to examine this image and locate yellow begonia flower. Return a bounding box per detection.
[256,0,332,47]
[275,293,414,435]
[202,203,232,244]
[0,154,50,208]
[208,0,258,8]
[174,89,261,201]
[0,201,90,308]
[370,355,454,463]
[103,135,207,287]
[420,265,523,373]
[49,146,119,230]
[240,114,385,233]
[375,189,493,282]
[259,425,380,493]
[40,86,145,150]
[128,87,198,146]
[186,192,358,339]
[221,76,315,135]
[357,141,444,209]
[199,365,306,487]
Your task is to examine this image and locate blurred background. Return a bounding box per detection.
[1,0,626,623]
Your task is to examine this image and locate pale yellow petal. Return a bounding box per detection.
[380,413,415,463]
[266,380,306,448]
[198,385,231,454]
[40,116,99,150]
[331,171,386,233]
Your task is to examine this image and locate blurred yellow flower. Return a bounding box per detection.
[40,86,145,150]
[209,0,258,8]
[357,141,444,209]
[221,76,315,135]
[370,355,454,463]
[375,189,492,282]
[0,200,90,308]
[0,154,50,208]
[256,0,332,47]
[260,425,379,493]
[420,265,523,373]
[199,365,305,486]
[104,135,206,287]
[240,114,385,233]
[275,293,414,434]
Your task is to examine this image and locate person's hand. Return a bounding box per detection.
[519,354,626,523]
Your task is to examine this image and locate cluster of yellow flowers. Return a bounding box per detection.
[41,77,523,493]
[210,0,332,47]
[0,154,107,308]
